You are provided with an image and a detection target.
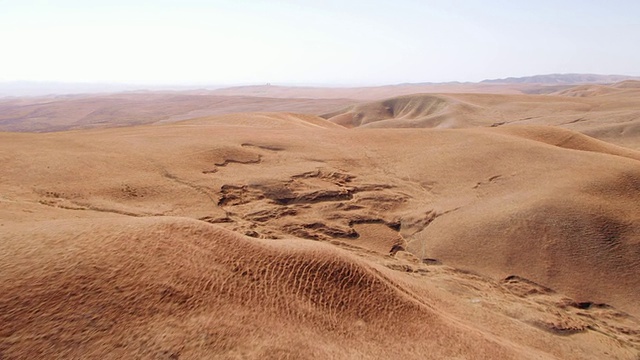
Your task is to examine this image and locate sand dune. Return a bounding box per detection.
[0,93,353,132]
[3,80,639,151]
[3,216,638,359]
[321,94,457,128]
[0,217,546,359]
[613,80,640,89]
[1,110,639,358]
[322,82,640,149]
[553,80,640,97]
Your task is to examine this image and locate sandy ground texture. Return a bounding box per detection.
[1,83,640,359]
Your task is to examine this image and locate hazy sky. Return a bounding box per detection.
[1,0,639,85]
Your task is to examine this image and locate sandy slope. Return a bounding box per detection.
[1,112,639,359]
[3,80,639,152]
[0,93,353,132]
[322,82,640,149]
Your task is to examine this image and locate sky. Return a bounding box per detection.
[1,0,639,86]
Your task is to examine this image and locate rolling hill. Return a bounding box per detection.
[1,111,639,358]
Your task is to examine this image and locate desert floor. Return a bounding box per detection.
[1,81,640,359]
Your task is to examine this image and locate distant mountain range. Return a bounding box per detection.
[2,74,640,97]
[481,73,640,85]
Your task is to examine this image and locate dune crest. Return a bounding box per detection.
[2,217,639,359]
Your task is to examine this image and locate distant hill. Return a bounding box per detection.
[5,74,640,98]
[0,81,145,97]
[0,93,353,132]
[0,81,226,98]
[481,73,640,85]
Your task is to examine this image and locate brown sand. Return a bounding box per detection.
[322,82,640,149]
[1,85,640,358]
[0,93,354,132]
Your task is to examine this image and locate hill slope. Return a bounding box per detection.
[1,113,640,358]
[322,84,640,149]
[0,93,353,132]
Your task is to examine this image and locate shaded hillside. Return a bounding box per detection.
[322,85,640,149]
[321,94,463,128]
